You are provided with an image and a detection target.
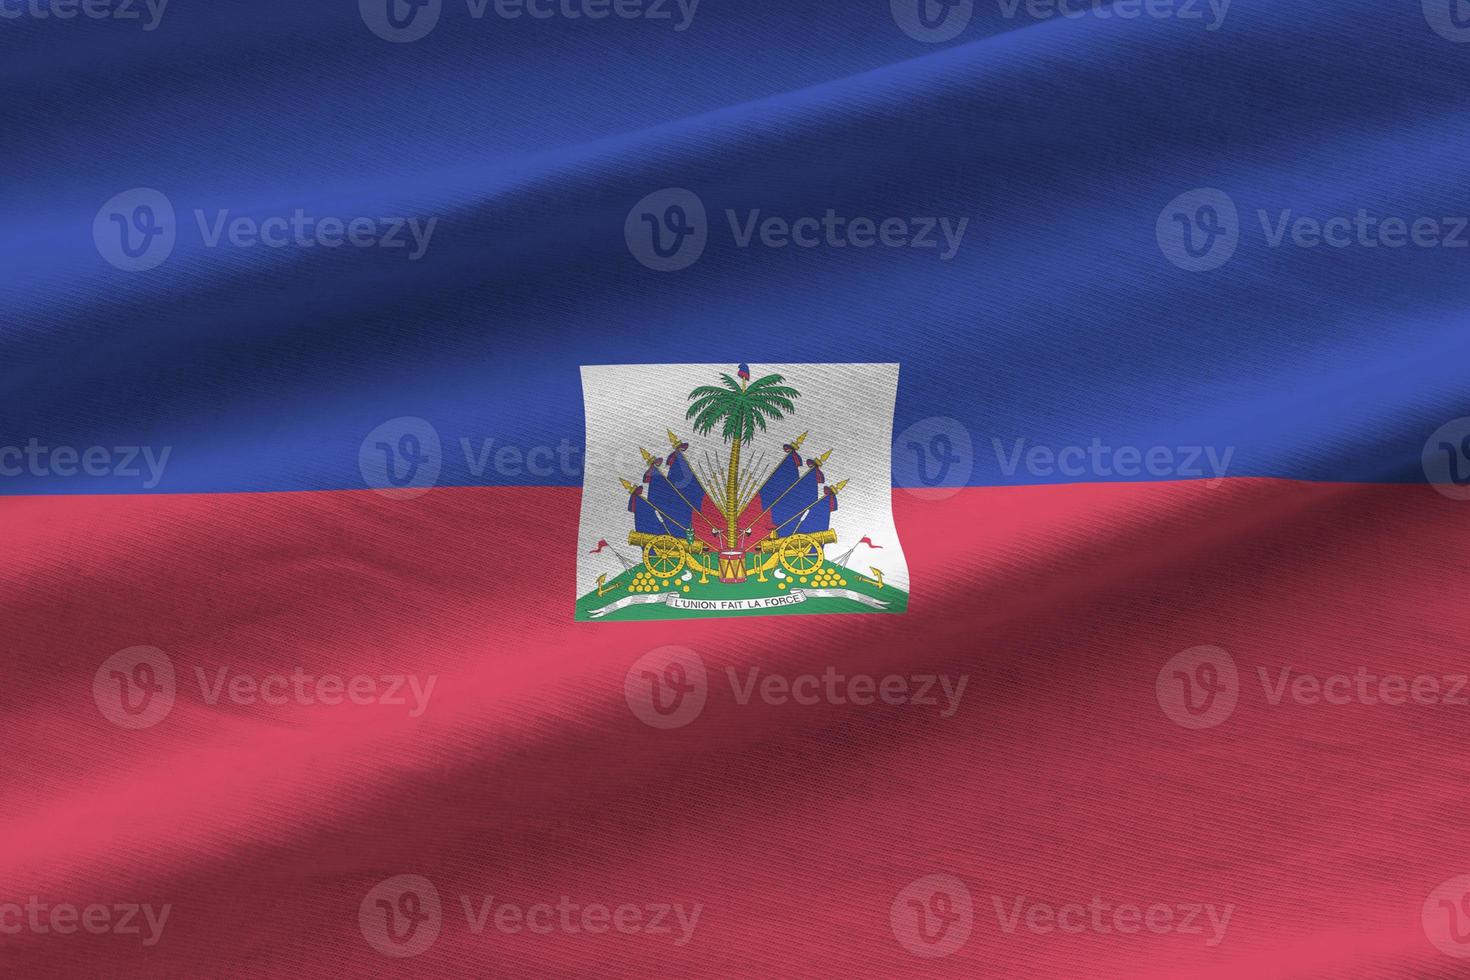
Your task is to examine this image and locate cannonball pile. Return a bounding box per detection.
[627,572,690,594]
[808,567,847,589]
[628,572,660,593]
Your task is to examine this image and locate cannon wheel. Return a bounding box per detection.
[779,533,824,576]
[642,535,686,578]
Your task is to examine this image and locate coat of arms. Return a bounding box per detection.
[576,363,910,621]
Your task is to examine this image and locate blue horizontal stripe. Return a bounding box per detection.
[2,0,1467,493]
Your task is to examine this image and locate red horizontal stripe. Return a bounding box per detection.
[0,480,1465,977]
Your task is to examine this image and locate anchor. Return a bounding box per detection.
[596,574,619,597]
[857,567,885,590]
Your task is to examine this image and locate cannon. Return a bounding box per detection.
[628,531,709,578]
[758,529,837,576]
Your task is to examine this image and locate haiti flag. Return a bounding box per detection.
[5,0,1470,977]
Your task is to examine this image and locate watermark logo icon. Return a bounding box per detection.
[1425,0,1470,42]
[624,646,707,729]
[891,874,973,958]
[1423,418,1470,501]
[359,417,442,499]
[93,646,176,729]
[1424,875,1470,957]
[1156,646,1238,729]
[891,0,973,43]
[1157,188,1239,272]
[94,188,175,272]
[625,188,707,272]
[360,875,442,957]
[360,0,441,41]
[0,0,170,29]
[894,417,974,500]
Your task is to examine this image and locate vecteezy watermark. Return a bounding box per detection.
[1156,646,1239,730]
[459,895,701,947]
[1156,188,1240,272]
[1159,188,1470,272]
[624,188,708,272]
[993,895,1234,947]
[0,898,171,947]
[726,667,968,718]
[892,420,1235,497]
[192,666,437,717]
[890,875,1232,955]
[92,188,175,272]
[890,0,1227,43]
[93,646,177,730]
[993,438,1234,485]
[725,210,969,261]
[894,417,975,501]
[890,0,973,43]
[360,876,442,958]
[624,648,968,730]
[1256,210,1470,251]
[625,188,970,272]
[359,0,699,43]
[891,875,973,958]
[624,646,708,729]
[359,418,591,498]
[1424,0,1470,43]
[1423,417,1470,501]
[93,647,438,729]
[459,436,583,480]
[1424,875,1470,958]
[359,417,444,499]
[0,0,168,30]
[0,439,171,488]
[93,188,438,272]
[1158,646,1470,729]
[1258,666,1470,707]
[356,417,698,498]
[358,876,701,957]
[994,0,1228,29]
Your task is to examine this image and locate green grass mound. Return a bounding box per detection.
[575,560,907,622]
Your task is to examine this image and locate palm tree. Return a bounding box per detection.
[687,369,799,549]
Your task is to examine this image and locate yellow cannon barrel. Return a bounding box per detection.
[759,530,837,553]
[628,531,708,554]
